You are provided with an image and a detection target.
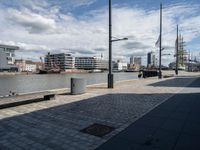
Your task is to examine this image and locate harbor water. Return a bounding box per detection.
[0,72,138,97]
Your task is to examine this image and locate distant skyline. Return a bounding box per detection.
[0,0,200,65]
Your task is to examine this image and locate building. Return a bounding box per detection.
[15,59,26,72]
[45,53,74,71]
[113,60,127,71]
[75,57,108,70]
[15,59,37,72]
[33,62,44,72]
[130,56,134,64]
[134,57,142,66]
[0,44,19,71]
[25,60,37,72]
[147,52,156,68]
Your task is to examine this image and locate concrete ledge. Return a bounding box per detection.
[0,92,57,109]
[0,97,45,109]
[163,74,174,78]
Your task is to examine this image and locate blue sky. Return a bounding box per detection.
[0,0,200,65]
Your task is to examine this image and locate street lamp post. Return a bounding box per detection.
[108,0,113,88]
[158,3,162,79]
[108,0,128,88]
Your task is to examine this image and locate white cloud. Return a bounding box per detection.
[0,1,200,66]
[69,0,97,7]
[7,9,58,33]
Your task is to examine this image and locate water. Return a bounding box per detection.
[0,72,138,96]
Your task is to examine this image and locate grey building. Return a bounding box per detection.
[44,53,74,71]
[130,56,134,64]
[0,44,19,71]
[147,52,156,68]
[134,57,142,65]
[75,57,108,70]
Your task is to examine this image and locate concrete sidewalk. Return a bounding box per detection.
[96,77,200,150]
[0,73,199,150]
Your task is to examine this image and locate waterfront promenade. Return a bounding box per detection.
[0,71,199,150]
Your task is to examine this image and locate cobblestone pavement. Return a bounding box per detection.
[0,72,199,150]
[97,77,200,150]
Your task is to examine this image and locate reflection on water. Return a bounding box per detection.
[0,72,137,96]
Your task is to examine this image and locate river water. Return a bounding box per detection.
[0,72,138,96]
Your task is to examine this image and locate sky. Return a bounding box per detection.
[0,0,200,66]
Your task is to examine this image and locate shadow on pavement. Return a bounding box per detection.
[148,77,200,88]
[96,92,200,150]
[0,90,200,150]
[0,93,177,149]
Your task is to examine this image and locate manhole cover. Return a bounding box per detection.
[80,123,115,137]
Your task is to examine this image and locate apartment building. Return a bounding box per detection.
[0,44,19,71]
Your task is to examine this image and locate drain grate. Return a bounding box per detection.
[80,123,115,137]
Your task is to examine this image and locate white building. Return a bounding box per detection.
[75,57,108,70]
[15,59,37,72]
[33,62,44,72]
[25,60,37,72]
[0,44,19,71]
[113,60,127,71]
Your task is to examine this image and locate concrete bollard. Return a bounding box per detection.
[71,78,86,95]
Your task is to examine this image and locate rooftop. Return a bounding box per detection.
[0,44,19,50]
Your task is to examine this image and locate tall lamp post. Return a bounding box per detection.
[108,0,128,88]
[158,3,162,79]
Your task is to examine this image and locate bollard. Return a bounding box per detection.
[71,78,86,95]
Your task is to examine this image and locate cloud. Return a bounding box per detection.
[7,9,58,33]
[0,1,200,66]
[94,47,106,52]
[68,0,97,7]
[123,42,150,50]
[73,49,96,55]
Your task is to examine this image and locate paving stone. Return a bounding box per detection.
[174,133,200,150]
[182,121,200,136]
[97,76,200,150]
[117,124,157,144]
[0,74,199,150]
[96,137,141,150]
[161,119,185,133]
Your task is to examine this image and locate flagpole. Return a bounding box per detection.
[175,24,179,75]
[158,3,162,79]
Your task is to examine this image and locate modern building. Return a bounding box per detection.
[128,56,142,70]
[0,44,19,71]
[147,52,156,68]
[75,57,108,70]
[130,56,134,64]
[44,53,74,71]
[134,57,142,66]
[113,60,127,71]
[15,59,37,72]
